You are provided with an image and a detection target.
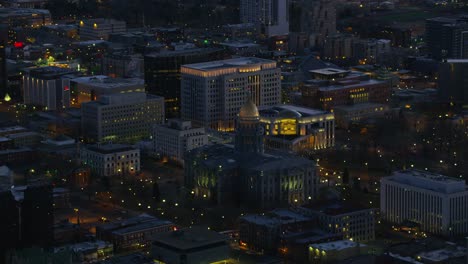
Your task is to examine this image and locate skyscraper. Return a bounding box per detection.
[426,16,468,60]
[240,0,289,37]
[180,57,281,131]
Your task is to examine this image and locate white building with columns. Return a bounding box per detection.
[381,170,468,236]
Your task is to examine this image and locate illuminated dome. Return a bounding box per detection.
[239,98,259,118]
[279,109,302,118]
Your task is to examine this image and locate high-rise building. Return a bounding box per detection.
[438,59,468,107]
[181,57,281,131]
[240,0,289,37]
[381,170,468,236]
[22,66,78,111]
[81,92,164,143]
[290,0,336,48]
[152,119,208,166]
[0,24,7,101]
[426,16,468,60]
[144,48,226,118]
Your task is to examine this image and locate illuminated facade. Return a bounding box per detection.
[80,144,140,177]
[79,19,126,40]
[259,104,335,151]
[22,66,77,111]
[184,100,318,208]
[81,92,164,143]
[181,57,281,131]
[381,170,468,236]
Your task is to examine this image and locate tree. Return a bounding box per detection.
[152,182,161,202]
[343,168,350,185]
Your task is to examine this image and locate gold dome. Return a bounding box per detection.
[239,98,259,118]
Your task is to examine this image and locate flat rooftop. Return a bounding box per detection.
[145,47,222,58]
[152,226,228,251]
[319,79,386,91]
[71,76,144,88]
[112,219,173,235]
[241,209,312,227]
[85,144,137,154]
[309,68,349,76]
[182,57,276,71]
[310,240,366,251]
[384,170,467,194]
[301,200,374,216]
[259,104,330,118]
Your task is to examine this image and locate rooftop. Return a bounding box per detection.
[182,57,276,71]
[301,200,374,216]
[241,209,312,227]
[152,226,228,251]
[309,68,349,76]
[71,76,144,88]
[319,79,386,91]
[85,144,137,154]
[383,170,467,194]
[112,219,173,235]
[310,240,366,251]
[259,104,329,118]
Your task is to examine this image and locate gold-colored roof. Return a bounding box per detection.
[239,98,259,118]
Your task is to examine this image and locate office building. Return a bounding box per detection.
[79,19,126,40]
[323,33,355,61]
[144,48,226,118]
[96,214,174,252]
[102,52,144,78]
[80,144,140,177]
[0,8,51,28]
[426,16,468,60]
[239,209,314,254]
[240,0,289,37]
[69,75,145,107]
[153,119,208,166]
[294,201,376,242]
[301,69,391,111]
[381,170,468,236]
[289,0,337,48]
[258,104,335,151]
[353,38,391,65]
[185,99,318,208]
[438,59,468,107]
[22,66,77,111]
[81,92,164,143]
[334,103,390,128]
[181,57,281,131]
[151,226,230,264]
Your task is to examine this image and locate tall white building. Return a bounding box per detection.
[153,119,208,166]
[240,0,289,37]
[81,92,164,143]
[381,170,468,236]
[22,66,77,111]
[80,144,140,177]
[181,57,281,131]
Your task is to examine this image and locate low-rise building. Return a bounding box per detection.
[239,209,314,254]
[80,144,140,177]
[97,214,174,253]
[151,226,230,264]
[55,240,113,263]
[294,201,376,242]
[0,165,13,188]
[309,240,369,263]
[259,104,335,152]
[334,103,390,128]
[153,119,208,166]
